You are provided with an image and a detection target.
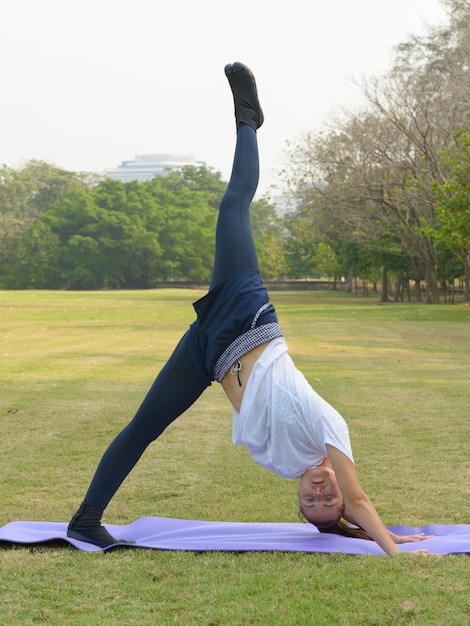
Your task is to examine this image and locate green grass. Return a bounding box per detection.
[1,290,469,625]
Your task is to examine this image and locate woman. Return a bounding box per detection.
[68,62,432,554]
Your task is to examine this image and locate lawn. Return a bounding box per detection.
[1,289,469,625]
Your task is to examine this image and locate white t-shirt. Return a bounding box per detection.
[232,337,354,478]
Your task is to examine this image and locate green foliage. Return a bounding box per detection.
[251,197,287,278]
[434,120,470,251]
[432,116,470,300]
[0,161,94,288]
[3,220,61,288]
[313,241,340,279]
[0,163,226,288]
[284,211,319,278]
[0,159,289,288]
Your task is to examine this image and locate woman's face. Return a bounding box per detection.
[298,466,344,525]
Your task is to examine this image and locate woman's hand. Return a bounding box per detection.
[409,549,445,557]
[390,532,435,545]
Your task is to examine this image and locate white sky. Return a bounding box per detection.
[0,0,447,193]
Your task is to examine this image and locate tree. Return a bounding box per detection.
[281,0,470,302]
[250,197,286,279]
[0,161,99,287]
[360,0,470,301]
[433,117,470,302]
[147,169,219,282]
[283,210,319,279]
[312,242,340,281]
[2,220,60,288]
[92,180,164,287]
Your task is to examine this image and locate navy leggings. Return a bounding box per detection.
[84,125,260,509]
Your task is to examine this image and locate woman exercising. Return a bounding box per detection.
[68,62,433,554]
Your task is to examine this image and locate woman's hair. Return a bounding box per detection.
[312,518,372,541]
[299,503,373,541]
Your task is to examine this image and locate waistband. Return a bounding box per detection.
[213,321,283,382]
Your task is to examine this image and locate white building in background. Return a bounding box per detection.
[105,154,206,182]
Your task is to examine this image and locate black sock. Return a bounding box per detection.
[67,502,134,548]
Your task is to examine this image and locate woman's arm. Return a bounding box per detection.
[326,444,404,555]
[343,512,435,545]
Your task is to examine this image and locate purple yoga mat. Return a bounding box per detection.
[0,517,468,554]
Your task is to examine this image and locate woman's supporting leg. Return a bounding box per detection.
[68,337,207,547]
[83,337,206,510]
[210,63,264,289]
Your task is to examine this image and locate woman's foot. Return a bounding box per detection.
[67,502,134,548]
[224,62,264,131]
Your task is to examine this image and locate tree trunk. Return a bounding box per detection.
[405,279,411,302]
[409,258,423,302]
[464,251,470,304]
[424,261,440,304]
[379,266,389,302]
[394,269,404,302]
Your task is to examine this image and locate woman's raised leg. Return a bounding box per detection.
[210,63,264,289]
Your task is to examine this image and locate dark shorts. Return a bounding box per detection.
[184,270,278,386]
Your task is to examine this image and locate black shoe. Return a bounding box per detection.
[224,62,264,131]
[67,502,135,548]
